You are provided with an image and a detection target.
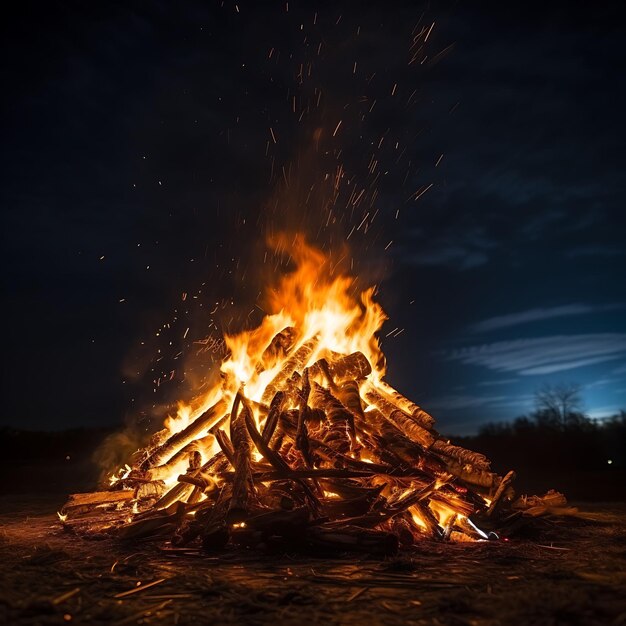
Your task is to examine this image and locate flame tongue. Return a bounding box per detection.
[165,235,387,436]
[97,236,503,546]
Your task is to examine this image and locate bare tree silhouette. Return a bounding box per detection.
[534,383,585,427]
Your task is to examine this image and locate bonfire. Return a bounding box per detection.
[60,235,572,555]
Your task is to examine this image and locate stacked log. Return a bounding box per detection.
[61,328,566,555]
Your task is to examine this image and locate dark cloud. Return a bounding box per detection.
[443,333,626,376]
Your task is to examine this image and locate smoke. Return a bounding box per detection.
[92,425,151,487]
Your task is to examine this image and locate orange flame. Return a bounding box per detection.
[154,234,386,441]
[107,234,485,541]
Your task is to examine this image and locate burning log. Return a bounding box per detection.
[153,482,194,511]
[255,326,297,374]
[143,436,214,481]
[227,395,254,524]
[139,399,227,470]
[61,491,135,518]
[294,369,315,468]
[135,481,166,500]
[310,383,353,454]
[306,357,336,389]
[443,460,501,492]
[386,409,436,450]
[338,380,365,420]
[410,502,444,539]
[364,389,435,449]
[430,440,491,471]
[261,335,319,404]
[214,428,236,466]
[336,381,363,455]
[327,351,372,381]
[118,503,185,540]
[376,380,435,430]
[261,391,286,442]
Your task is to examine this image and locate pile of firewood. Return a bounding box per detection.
[61,328,567,555]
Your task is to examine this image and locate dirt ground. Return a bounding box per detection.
[1,495,625,626]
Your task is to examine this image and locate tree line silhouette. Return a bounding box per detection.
[453,384,625,499]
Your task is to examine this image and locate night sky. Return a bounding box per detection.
[2,1,625,435]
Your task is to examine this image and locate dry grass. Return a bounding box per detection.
[1,495,625,625]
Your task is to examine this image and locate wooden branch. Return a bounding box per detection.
[486,470,516,516]
[214,429,235,467]
[208,412,230,436]
[429,489,477,518]
[244,403,293,476]
[295,369,315,467]
[243,402,321,510]
[261,391,285,443]
[227,398,254,524]
[369,411,425,465]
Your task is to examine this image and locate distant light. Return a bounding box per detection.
[607,459,613,465]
